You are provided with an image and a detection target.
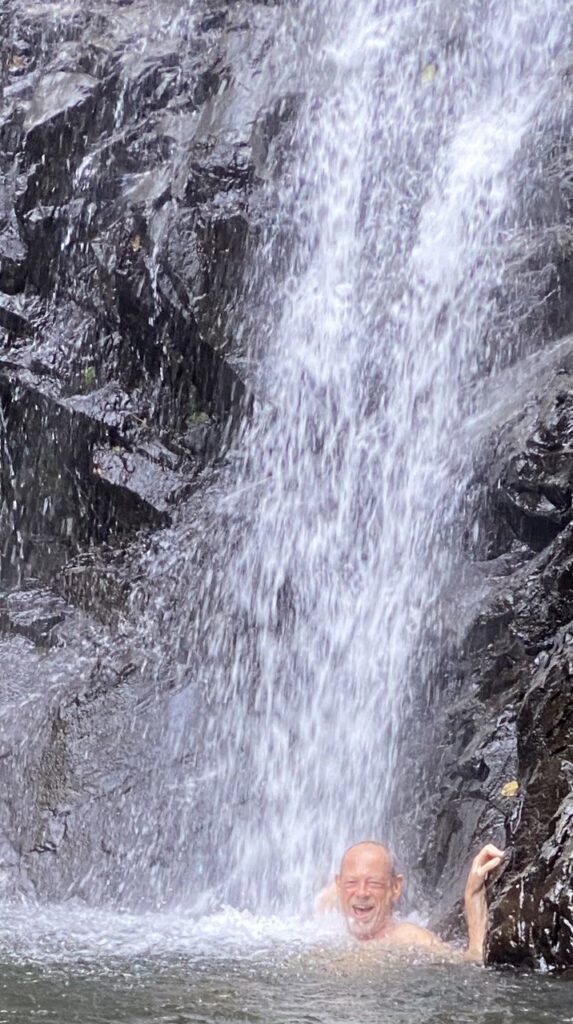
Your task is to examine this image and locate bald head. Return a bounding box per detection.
[336,840,404,941]
[339,841,396,877]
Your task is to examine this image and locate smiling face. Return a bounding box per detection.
[335,843,403,941]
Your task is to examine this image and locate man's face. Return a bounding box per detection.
[335,843,403,941]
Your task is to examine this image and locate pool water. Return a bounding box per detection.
[0,907,569,1024]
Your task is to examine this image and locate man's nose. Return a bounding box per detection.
[356,879,370,898]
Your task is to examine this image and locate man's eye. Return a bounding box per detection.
[367,882,385,889]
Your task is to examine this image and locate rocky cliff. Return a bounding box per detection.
[410,355,573,969]
[0,0,289,907]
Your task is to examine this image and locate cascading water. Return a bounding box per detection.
[141,0,568,915]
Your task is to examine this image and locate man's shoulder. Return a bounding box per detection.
[391,921,435,944]
[388,921,451,952]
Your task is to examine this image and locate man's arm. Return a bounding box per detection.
[392,843,505,962]
[464,844,505,962]
[314,881,338,915]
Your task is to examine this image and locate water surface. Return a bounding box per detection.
[0,908,569,1024]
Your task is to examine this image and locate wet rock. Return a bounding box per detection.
[0,587,69,646]
[487,633,573,969]
[92,445,193,522]
[184,137,254,206]
[0,0,293,910]
[491,386,573,553]
[0,0,294,625]
[65,385,137,433]
[0,292,33,335]
[56,541,146,624]
[0,0,286,435]
[0,362,198,581]
[408,363,573,969]
[23,70,99,138]
[0,627,107,901]
[177,416,221,460]
[8,637,208,907]
[0,219,27,294]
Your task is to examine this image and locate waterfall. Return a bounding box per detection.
[142,0,568,915]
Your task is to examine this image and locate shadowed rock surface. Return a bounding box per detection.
[408,355,573,970]
[0,0,290,907]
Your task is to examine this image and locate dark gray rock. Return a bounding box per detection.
[0,587,69,646]
[0,219,26,294]
[0,361,197,581]
[487,633,573,969]
[92,444,192,520]
[404,359,573,970]
[0,0,291,588]
[0,0,292,911]
[0,292,33,335]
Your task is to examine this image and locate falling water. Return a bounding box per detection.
[139,0,570,916]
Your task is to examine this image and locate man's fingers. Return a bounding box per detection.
[473,844,505,868]
[480,844,505,859]
[471,844,506,880]
[477,856,503,877]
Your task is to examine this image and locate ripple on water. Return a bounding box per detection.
[0,907,570,1024]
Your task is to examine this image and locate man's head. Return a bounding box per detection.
[335,841,404,941]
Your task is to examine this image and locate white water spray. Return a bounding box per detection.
[145,0,568,914]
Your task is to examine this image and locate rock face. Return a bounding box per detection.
[0,0,291,580]
[407,355,573,970]
[488,634,573,969]
[0,0,291,905]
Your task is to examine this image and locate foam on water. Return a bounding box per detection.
[0,905,343,964]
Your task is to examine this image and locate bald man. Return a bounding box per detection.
[317,840,504,961]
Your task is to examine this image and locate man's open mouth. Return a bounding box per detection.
[351,905,374,918]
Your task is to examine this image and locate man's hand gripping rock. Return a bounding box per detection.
[464,844,505,962]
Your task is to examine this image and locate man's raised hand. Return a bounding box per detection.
[465,844,505,898]
[463,843,505,962]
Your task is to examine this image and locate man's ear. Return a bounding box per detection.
[392,874,404,903]
[335,873,341,891]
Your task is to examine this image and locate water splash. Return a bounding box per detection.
[0,904,339,965]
